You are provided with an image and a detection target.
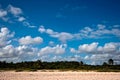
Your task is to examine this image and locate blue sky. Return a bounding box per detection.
[0,0,120,65]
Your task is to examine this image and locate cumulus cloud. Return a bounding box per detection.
[79,24,120,38]
[18,17,25,22]
[0,45,17,58]
[38,25,46,33]
[40,55,82,62]
[0,9,8,21]
[19,36,43,45]
[7,5,36,28]
[0,27,119,64]
[71,42,120,65]
[97,42,120,54]
[0,27,43,62]
[0,27,14,47]
[38,26,74,43]
[71,42,120,54]
[78,42,98,53]
[0,9,7,17]
[49,41,55,46]
[8,5,22,16]
[0,45,38,62]
[0,4,36,28]
[15,45,38,61]
[38,44,67,56]
[23,21,36,28]
[70,42,99,53]
[0,27,17,62]
[39,24,120,43]
[1,27,66,62]
[84,53,120,65]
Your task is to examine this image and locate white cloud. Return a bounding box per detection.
[0,28,39,62]
[39,24,120,43]
[71,42,120,54]
[40,55,82,62]
[70,42,98,53]
[57,32,74,43]
[78,42,98,53]
[38,44,67,56]
[70,48,77,53]
[0,27,16,62]
[113,25,120,28]
[19,36,43,45]
[38,26,74,43]
[23,21,36,28]
[0,4,37,28]
[0,9,7,17]
[0,27,40,62]
[18,17,25,22]
[97,42,120,53]
[0,44,38,62]
[84,54,116,65]
[49,41,55,46]
[71,42,120,65]
[97,24,106,30]
[0,9,8,21]
[7,5,37,28]
[38,25,46,33]
[79,24,120,38]
[0,45,17,58]
[0,27,14,47]
[8,5,22,16]
[0,25,119,64]
[80,27,93,34]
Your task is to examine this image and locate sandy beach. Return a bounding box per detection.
[0,71,120,80]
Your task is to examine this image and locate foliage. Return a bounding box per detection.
[108,59,114,65]
[0,60,120,72]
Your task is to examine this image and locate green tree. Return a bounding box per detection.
[79,61,84,65]
[108,59,114,65]
[102,62,108,66]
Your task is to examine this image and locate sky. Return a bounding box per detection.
[0,0,120,65]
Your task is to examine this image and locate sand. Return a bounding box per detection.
[0,71,120,80]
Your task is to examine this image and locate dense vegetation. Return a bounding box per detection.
[0,59,120,72]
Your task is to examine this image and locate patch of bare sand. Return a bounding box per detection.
[0,71,120,80]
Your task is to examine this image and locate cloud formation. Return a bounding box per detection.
[0,27,14,47]
[70,42,120,54]
[18,17,25,22]
[39,25,74,43]
[0,27,67,62]
[70,42,98,53]
[0,45,38,62]
[39,24,120,43]
[0,27,38,62]
[0,26,119,64]
[0,3,120,65]
[0,4,36,28]
[38,44,67,56]
[0,9,8,21]
[71,42,120,65]
[19,36,43,45]
[8,5,23,16]
[79,24,120,38]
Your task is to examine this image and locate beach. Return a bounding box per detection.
[0,71,120,80]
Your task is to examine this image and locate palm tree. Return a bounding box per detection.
[108,59,114,65]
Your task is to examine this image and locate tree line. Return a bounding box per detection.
[0,59,120,72]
